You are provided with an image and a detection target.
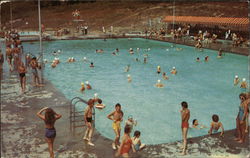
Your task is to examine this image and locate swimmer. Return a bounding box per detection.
[192,119,207,129]
[240,78,248,89]
[129,48,134,54]
[234,75,240,86]
[44,59,48,64]
[157,66,161,74]
[147,48,151,51]
[135,58,139,62]
[54,58,60,64]
[125,115,137,131]
[155,79,164,88]
[51,61,57,68]
[95,99,106,109]
[127,74,132,82]
[93,93,98,102]
[137,48,140,52]
[205,56,209,62]
[116,48,119,53]
[80,82,85,92]
[125,65,130,72]
[83,57,87,62]
[90,62,94,67]
[166,49,169,51]
[171,67,177,75]
[196,57,200,62]
[71,57,75,62]
[217,49,223,58]
[162,72,169,80]
[86,81,92,90]
[112,52,117,56]
[67,57,71,62]
[144,57,147,64]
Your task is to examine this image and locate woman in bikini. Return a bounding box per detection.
[18,61,26,93]
[116,125,135,158]
[37,107,62,158]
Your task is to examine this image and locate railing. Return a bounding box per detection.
[69,97,95,136]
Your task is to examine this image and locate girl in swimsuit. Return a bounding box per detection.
[18,61,26,93]
[37,107,61,158]
[235,93,249,143]
[117,125,135,158]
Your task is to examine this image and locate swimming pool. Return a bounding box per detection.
[23,38,249,144]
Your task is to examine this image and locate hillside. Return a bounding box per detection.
[1,1,248,33]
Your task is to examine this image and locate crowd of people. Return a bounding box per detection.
[145,24,249,49]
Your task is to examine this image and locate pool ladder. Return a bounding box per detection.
[69,97,95,136]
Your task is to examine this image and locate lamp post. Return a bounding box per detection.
[38,0,44,84]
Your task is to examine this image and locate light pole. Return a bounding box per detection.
[38,0,44,84]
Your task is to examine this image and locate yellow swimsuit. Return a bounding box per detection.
[112,121,121,131]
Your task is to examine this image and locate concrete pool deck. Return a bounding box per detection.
[1,62,249,158]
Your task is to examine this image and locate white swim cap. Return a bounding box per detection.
[242,78,246,81]
[157,66,160,68]
[81,82,84,85]
[58,50,61,53]
[85,81,89,84]
[173,67,175,69]
[235,75,238,78]
[130,48,132,50]
[127,74,130,77]
[148,48,151,51]
[158,79,161,83]
[83,57,87,60]
[94,93,98,97]
[137,48,140,50]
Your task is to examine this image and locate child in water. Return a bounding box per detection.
[192,119,207,129]
[234,75,240,86]
[127,74,132,82]
[171,67,177,75]
[85,81,92,90]
[95,99,106,109]
[80,82,85,92]
[125,115,137,131]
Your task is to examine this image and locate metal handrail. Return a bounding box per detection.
[69,97,95,135]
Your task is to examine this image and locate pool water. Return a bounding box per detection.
[23,38,249,144]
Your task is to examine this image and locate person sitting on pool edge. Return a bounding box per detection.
[132,130,146,152]
[155,79,164,88]
[171,67,177,75]
[208,114,224,137]
[85,81,92,90]
[192,119,207,129]
[90,62,94,67]
[95,99,106,109]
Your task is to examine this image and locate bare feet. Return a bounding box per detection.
[234,138,240,141]
[237,140,243,143]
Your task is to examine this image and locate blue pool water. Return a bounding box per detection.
[23,38,249,144]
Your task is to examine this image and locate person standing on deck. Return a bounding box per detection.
[107,103,124,150]
[83,99,95,146]
[180,101,190,155]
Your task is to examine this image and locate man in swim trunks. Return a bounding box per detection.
[180,101,190,155]
[83,99,95,146]
[107,103,124,150]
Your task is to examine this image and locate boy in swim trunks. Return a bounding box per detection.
[208,114,224,137]
[83,99,95,146]
[107,103,124,149]
[180,101,190,155]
